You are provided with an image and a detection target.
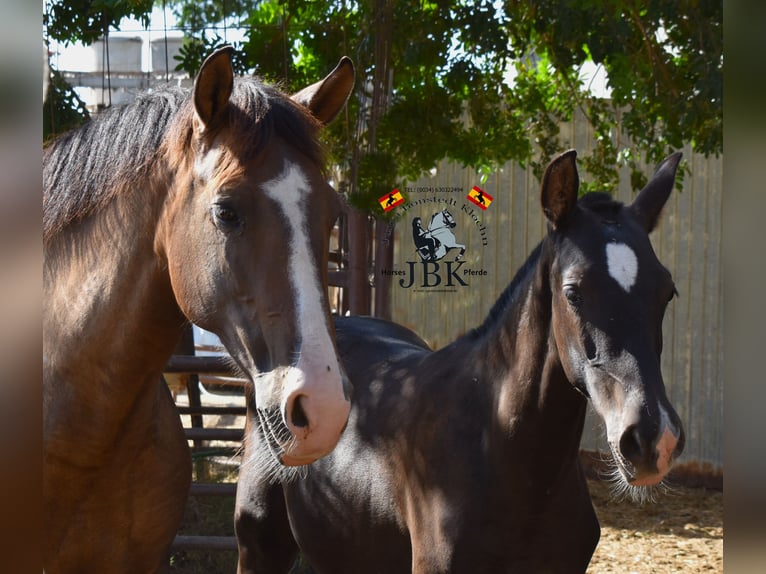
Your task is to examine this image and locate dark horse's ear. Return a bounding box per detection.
[193,46,235,132]
[630,152,683,232]
[540,149,579,229]
[292,57,355,125]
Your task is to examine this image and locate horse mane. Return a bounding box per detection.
[43,77,324,243]
[468,241,544,341]
[43,87,185,242]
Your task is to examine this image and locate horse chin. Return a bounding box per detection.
[277,420,347,467]
[280,452,324,467]
[629,474,665,487]
[604,445,671,505]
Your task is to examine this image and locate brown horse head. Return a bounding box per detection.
[157,48,354,466]
[542,150,685,492]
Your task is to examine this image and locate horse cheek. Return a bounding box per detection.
[551,302,580,383]
[167,246,219,327]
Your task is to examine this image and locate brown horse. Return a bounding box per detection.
[43,47,353,573]
[235,150,686,573]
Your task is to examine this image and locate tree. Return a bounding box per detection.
[44,0,154,46]
[163,0,721,206]
[502,0,722,189]
[43,1,155,139]
[44,0,723,200]
[43,69,91,142]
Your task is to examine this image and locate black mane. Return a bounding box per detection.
[43,88,184,241]
[468,241,544,341]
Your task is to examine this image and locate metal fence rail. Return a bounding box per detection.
[167,345,243,554]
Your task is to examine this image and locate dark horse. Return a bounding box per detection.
[43,48,354,573]
[234,150,686,573]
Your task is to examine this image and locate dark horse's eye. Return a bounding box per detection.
[212,202,240,229]
[564,286,583,307]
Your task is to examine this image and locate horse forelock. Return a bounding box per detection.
[43,77,325,244]
[578,191,625,222]
[184,79,326,176]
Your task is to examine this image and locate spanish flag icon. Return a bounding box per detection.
[379,189,405,212]
[466,185,493,210]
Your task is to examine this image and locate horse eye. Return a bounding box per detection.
[212,203,240,227]
[564,286,583,307]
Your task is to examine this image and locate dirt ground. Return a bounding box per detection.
[587,479,723,573]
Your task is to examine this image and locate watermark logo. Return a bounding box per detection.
[412,209,465,262]
[378,189,405,212]
[379,185,494,293]
[466,185,493,210]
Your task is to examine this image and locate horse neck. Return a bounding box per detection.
[44,177,185,402]
[472,241,587,471]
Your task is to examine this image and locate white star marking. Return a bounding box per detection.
[606,243,638,292]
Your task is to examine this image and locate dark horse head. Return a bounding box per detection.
[542,150,685,491]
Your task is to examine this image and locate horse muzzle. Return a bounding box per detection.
[255,362,351,467]
[612,406,685,487]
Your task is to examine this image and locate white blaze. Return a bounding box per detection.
[261,163,348,451]
[262,163,332,358]
[606,242,638,292]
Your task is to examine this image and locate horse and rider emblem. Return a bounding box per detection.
[412,209,466,262]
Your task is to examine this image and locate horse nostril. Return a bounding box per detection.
[618,424,643,465]
[289,395,310,428]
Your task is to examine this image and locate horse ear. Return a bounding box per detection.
[193,46,235,132]
[292,57,355,125]
[631,152,682,232]
[540,150,579,229]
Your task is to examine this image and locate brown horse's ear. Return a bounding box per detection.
[540,149,579,229]
[193,46,235,132]
[630,152,682,232]
[292,57,355,125]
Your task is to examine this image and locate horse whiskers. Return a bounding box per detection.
[243,407,309,484]
[255,407,288,457]
[241,439,284,483]
[278,435,310,483]
[242,439,308,485]
[599,448,671,505]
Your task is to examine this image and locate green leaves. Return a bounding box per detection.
[45,0,153,45]
[43,69,90,143]
[45,0,721,206]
